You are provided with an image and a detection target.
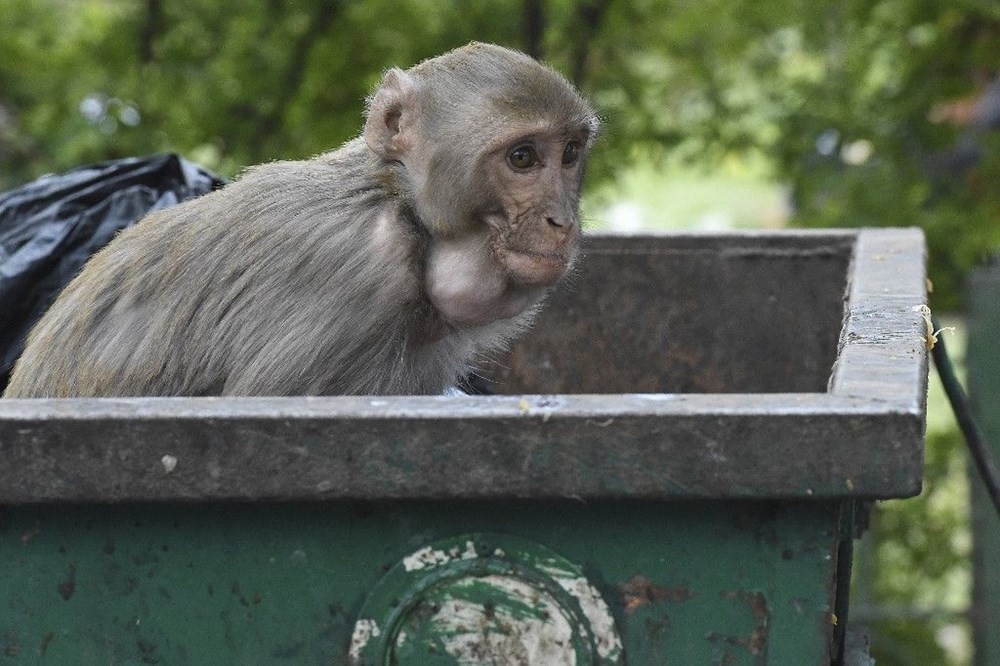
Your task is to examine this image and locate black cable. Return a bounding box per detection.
[930,316,1000,516]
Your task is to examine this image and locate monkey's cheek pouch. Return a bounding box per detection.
[0,229,926,665]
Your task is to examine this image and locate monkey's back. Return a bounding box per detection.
[3,141,505,398]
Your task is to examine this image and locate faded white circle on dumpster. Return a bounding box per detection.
[349,534,623,664]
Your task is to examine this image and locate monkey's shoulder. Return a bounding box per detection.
[236,139,373,187]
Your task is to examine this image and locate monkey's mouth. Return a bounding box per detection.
[504,248,571,285]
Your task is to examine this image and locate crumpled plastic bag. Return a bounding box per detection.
[0,154,225,389]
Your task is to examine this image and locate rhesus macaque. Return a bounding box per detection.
[4,42,599,398]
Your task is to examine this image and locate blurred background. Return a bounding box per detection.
[2,1,998,663]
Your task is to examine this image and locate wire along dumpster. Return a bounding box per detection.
[0,229,927,664]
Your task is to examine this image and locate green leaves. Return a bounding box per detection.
[1,0,997,310]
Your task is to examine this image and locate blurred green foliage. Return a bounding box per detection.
[2,2,997,662]
[861,430,973,665]
[2,0,998,307]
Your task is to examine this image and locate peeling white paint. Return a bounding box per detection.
[380,540,623,663]
[539,562,624,660]
[409,575,576,665]
[160,454,177,473]
[555,574,623,659]
[404,540,477,571]
[348,618,381,662]
[402,546,449,571]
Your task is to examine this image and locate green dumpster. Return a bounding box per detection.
[0,229,927,664]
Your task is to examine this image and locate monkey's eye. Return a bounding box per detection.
[508,145,539,170]
[562,141,581,165]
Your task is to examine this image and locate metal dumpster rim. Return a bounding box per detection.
[0,228,928,503]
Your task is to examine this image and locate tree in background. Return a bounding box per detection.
[2,1,998,663]
[3,0,998,309]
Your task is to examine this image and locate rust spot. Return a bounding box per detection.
[3,631,20,657]
[714,591,770,659]
[57,564,76,601]
[748,592,768,624]
[707,629,770,660]
[231,581,252,607]
[137,637,158,662]
[20,524,40,544]
[40,632,54,655]
[620,574,693,614]
[748,627,767,656]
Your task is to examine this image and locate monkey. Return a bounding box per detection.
[3,42,599,398]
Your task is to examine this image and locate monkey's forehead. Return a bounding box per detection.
[493,83,595,120]
[426,79,597,136]
[475,116,597,147]
[409,44,597,125]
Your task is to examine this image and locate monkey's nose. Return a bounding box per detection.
[546,216,567,229]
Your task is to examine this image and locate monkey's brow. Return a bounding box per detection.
[493,124,592,149]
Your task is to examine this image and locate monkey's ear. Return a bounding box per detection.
[364,68,419,161]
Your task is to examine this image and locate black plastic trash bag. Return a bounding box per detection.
[0,154,226,390]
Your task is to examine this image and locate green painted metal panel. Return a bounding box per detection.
[968,265,1000,666]
[2,501,841,664]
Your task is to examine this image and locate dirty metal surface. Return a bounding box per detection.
[0,229,928,502]
[0,499,843,664]
[486,231,855,394]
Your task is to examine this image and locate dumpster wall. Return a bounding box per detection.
[486,233,854,395]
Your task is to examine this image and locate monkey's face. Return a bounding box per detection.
[418,123,593,330]
[362,47,599,330]
[479,124,592,287]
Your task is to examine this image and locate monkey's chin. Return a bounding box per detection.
[503,249,570,286]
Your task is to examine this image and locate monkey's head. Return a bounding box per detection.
[364,42,600,329]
